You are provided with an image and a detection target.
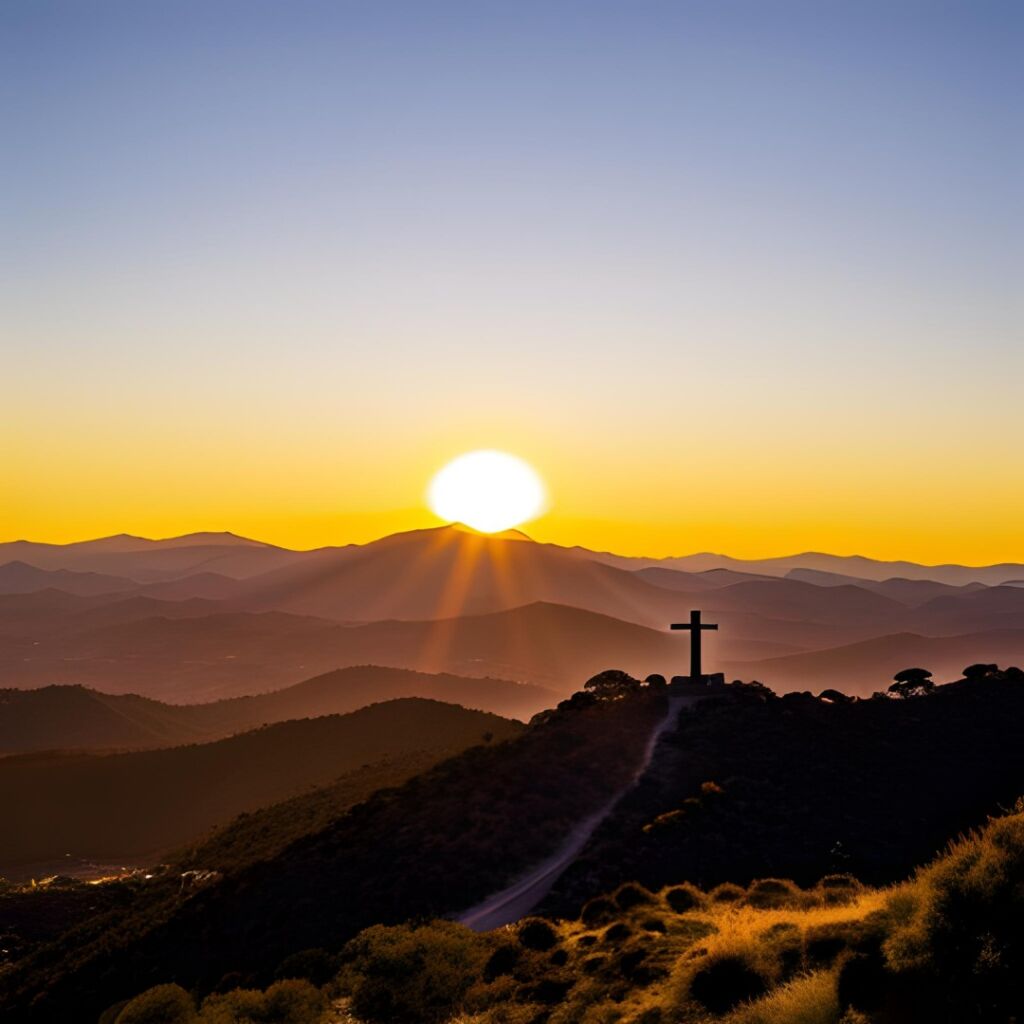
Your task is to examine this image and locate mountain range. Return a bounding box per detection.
[1,526,1021,700]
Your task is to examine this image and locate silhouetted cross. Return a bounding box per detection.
[671,609,718,683]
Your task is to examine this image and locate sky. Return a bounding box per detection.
[3,1,1022,562]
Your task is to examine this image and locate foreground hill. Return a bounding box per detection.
[3,674,1024,1020]
[0,668,551,753]
[115,805,1024,1024]
[0,695,665,1020]
[0,698,521,876]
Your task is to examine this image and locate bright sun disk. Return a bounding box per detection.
[428,450,546,533]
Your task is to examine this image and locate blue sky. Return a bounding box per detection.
[3,1,1022,558]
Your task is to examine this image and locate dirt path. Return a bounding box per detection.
[456,695,696,931]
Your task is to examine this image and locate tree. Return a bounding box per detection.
[583,669,642,700]
[889,668,935,699]
[644,673,667,689]
[962,663,999,680]
[819,688,854,704]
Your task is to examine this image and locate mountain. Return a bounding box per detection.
[0,599,690,700]
[605,550,1024,587]
[0,668,553,754]
[0,533,304,582]
[724,628,1024,694]
[0,698,521,876]
[229,525,687,626]
[0,562,137,597]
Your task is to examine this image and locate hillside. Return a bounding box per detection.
[0,668,552,753]
[123,805,1020,1024]
[0,698,521,876]
[4,675,1024,1020]
[546,672,1024,911]
[0,694,666,1020]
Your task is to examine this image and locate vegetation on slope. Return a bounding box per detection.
[547,669,1024,910]
[109,803,1024,1023]
[0,699,521,873]
[0,692,666,1021]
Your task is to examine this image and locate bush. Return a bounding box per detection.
[483,944,519,981]
[200,980,325,1024]
[603,922,632,943]
[274,948,339,986]
[613,882,654,910]
[580,896,616,926]
[689,954,767,1013]
[709,882,746,903]
[724,970,839,1024]
[116,985,196,1024]
[339,921,487,1024]
[745,878,802,909]
[882,812,1024,1016]
[518,917,558,951]
[664,883,705,913]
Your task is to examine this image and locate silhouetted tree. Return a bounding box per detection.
[963,663,999,680]
[819,689,854,704]
[888,667,937,700]
[644,673,667,689]
[889,668,935,699]
[584,670,642,700]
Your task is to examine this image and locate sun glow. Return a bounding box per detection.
[428,451,547,533]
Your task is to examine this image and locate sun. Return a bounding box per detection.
[428,450,547,533]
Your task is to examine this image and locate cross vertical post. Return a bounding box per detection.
[671,609,719,683]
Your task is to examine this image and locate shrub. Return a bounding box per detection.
[116,985,196,1024]
[339,920,487,1024]
[200,981,325,1024]
[709,882,746,903]
[274,948,339,986]
[613,882,654,910]
[260,980,326,1023]
[836,950,888,1012]
[724,969,839,1024]
[689,954,768,1013]
[882,811,1024,1016]
[745,878,802,909]
[603,922,632,943]
[518,917,558,951]
[483,944,519,981]
[580,896,617,926]
[664,883,705,913]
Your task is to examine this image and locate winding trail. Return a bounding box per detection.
[457,696,697,932]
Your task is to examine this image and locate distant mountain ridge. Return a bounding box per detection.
[4,526,1021,586]
[1,526,1022,698]
[0,667,553,754]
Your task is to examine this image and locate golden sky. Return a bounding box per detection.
[4,3,1021,565]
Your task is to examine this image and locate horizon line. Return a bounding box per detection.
[2,523,1022,572]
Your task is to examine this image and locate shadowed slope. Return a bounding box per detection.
[0,668,552,754]
[0,698,521,873]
